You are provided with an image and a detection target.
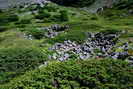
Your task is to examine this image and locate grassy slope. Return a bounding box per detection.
[0,2,133,87]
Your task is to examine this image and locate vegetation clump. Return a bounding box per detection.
[0,47,45,84]
[60,10,69,21]
[1,59,133,89]
[0,1,133,88]
[27,28,45,39]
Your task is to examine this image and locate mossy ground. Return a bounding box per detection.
[0,2,133,87]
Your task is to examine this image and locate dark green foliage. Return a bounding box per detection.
[7,14,19,22]
[43,10,51,18]
[1,59,133,89]
[35,9,69,22]
[115,0,133,9]
[50,14,61,22]
[35,14,45,19]
[0,14,19,26]
[34,5,69,22]
[19,19,31,24]
[90,16,98,20]
[0,47,45,84]
[42,5,57,12]
[60,10,69,21]
[101,29,121,34]
[0,15,9,24]
[0,9,3,13]
[35,10,51,20]
[50,0,95,7]
[27,28,45,39]
[0,26,7,32]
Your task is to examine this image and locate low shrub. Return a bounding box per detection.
[0,15,8,24]
[27,28,45,39]
[60,10,69,21]
[0,26,7,32]
[35,10,51,20]
[7,15,19,22]
[0,14,19,25]
[1,59,133,89]
[50,14,61,22]
[42,5,57,12]
[0,47,45,84]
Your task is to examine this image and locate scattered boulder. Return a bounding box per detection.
[128,9,133,14]
[128,56,133,61]
[24,24,69,39]
[51,24,69,32]
[49,31,132,61]
[42,24,69,38]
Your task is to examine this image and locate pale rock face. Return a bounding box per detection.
[0,0,47,9]
[0,0,8,9]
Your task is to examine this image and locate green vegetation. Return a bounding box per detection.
[0,59,133,89]
[0,46,46,84]
[27,28,45,39]
[0,0,133,88]
[35,10,51,20]
[60,10,69,21]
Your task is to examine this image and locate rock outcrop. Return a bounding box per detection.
[49,31,133,63]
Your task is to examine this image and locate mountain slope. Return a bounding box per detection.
[0,0,133,88]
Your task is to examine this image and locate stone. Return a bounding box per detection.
[128,9,133,14]
[111,53,119,59]
[49,31,128,61]
[79,53,90,60]
[52,53,57,59]
[41,24,69,38]
[117,52,129,60]
[64,53,70,59]
[128,56,133,61]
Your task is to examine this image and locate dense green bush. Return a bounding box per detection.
[35,10,51,20]
[49,14,61,22]
[34,4,70,22]
[0,15,8,24]
[60,10,69,21]
[27,28,45,39]
[50,0,95,7]
[0,47,45,84]
[1,59,133,89]
[0,26,7,32]
[7,15,19,22]
[0,14,19,26]
[42,5,57,12]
